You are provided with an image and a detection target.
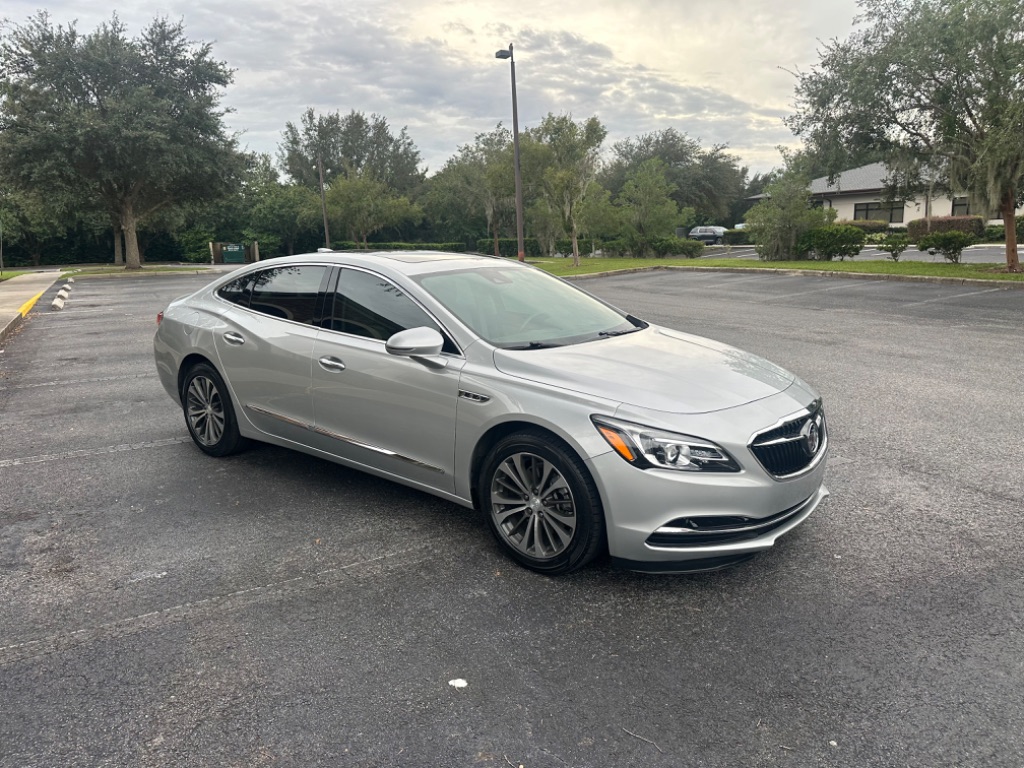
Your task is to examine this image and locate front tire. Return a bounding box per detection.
[480,430,605,574]
[181,362,246,457]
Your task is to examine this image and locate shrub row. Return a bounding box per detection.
[981,217,1024,242]
[906,215,985,240]
[723,229,750,245]
[835,219,890,234]
[475,238,544,258]
[602,236,704,258]
[334,241,466,252]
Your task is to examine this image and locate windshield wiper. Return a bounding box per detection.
[598,327,643,338]
[504,341,564,350]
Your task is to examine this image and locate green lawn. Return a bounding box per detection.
[63,265,211,277]
[533,257,1024,281]
[0,270,29,282]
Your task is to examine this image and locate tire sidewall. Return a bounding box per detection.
[481,431,604,574]
[181,362,242,457]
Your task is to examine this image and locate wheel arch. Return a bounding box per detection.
[177,353,220,399]
[468,418,597,511]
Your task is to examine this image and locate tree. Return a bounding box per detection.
[325,176,421,246]
[601,129,745,224]
[248,183,319,256]
[745,171,836,260]
[279,109,424,194]
[0,13,242,270]
[0,189,66,266]
[615,159,680,257]
[530,114,607,267]
[788,0,1024,272]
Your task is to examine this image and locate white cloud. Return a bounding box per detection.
[2,0,861,174]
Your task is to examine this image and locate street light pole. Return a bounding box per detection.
[316,152,331,250]
[495,44,526,262]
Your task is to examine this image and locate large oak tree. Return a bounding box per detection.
[0,13,240,269]
[788,0,1024,272]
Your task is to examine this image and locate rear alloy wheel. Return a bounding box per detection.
[182,363,245,457]
[481,431,605,574]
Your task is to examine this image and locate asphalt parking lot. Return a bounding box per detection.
[1,269,1022,767]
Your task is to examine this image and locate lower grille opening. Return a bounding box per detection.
[646,497,810,548]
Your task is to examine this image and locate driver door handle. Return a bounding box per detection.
[318,356,346,372]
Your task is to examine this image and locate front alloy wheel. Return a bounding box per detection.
[481,431,605,574]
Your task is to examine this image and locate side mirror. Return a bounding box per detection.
[385,327,447,368]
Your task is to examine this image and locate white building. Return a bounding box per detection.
[808,162,1023,227]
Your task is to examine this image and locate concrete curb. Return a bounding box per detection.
[563,264,1024,289]
[0,288,50,346]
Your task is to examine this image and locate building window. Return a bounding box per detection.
[854,201,905,224]
[951,196,970,216]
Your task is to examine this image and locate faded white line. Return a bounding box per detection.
[762,282,871,301]
[0,545,432,659]
[0,437,191,467]
[0,373,155,391]
[901,287,1007,306]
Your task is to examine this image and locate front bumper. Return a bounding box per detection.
[587,446,829,571]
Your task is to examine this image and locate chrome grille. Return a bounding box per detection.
[749,403,827,478]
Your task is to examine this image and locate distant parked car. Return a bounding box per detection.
[733,223,748,231]
[688,226,728,244]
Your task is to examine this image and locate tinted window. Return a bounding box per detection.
[247,266,328,325]
[216,274,254,307]
[328,269,454,352]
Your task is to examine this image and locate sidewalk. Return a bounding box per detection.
[0,272,62,346]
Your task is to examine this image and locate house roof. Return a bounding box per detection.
[809,162,888,195]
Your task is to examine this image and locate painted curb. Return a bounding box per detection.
[0,288,49,346]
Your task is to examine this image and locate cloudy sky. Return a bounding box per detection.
[4,0,863,176]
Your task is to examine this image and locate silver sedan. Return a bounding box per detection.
[154,251,828,574]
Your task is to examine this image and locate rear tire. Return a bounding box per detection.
[480,430,605,575]
[181,362,246,457]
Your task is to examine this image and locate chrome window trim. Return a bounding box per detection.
[320,264,465,359]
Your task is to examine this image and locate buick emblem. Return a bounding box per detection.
[800,416,822,457]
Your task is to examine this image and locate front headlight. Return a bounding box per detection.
[591,416,741,473]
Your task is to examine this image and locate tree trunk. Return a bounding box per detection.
[121,206,142,270]
[113,225,124,265]
[1003,189,1020,273]
[571,224,581,267]
[492,222,500,258]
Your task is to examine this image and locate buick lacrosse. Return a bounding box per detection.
[154,252,828,574]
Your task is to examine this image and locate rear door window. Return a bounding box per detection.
[245,265,329,325]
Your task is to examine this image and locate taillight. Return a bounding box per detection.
[156,311,164,325]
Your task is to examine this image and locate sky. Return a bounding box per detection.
[3,0,864,177]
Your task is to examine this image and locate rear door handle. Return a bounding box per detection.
[318,356,346,372]
[223,332,245,346]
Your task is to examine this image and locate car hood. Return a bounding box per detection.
[492,326,796,414]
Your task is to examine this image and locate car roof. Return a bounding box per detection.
[247,250,514,278]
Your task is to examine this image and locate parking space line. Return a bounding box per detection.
[0,437,191,467]
[0,543,433,663]
[0,373,155,391]
[901,287,1008,306]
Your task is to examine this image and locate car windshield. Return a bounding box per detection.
[416,265,641,348]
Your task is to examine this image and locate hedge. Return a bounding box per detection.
[334,241,466,252]
[723,229,750,245]
[836,219,890,234]
[907,215,984,241]
[475,238,543,258]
